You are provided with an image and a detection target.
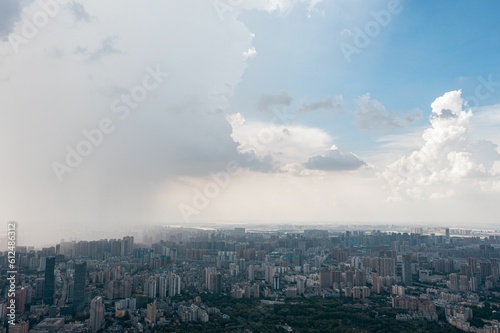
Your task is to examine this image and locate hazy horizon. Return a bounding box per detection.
[4,220,500,249]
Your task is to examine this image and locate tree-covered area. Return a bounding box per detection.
[158,295,463,333]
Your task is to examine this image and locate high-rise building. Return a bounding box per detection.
[146,303,156,325]
[15,287,26,314]
[402,255,412,286]
[159,275,168,299]
[34,278,45,299]
[468,257,478,274]
[208,272,222,294]
[297,276,306,295]
[273,275,280,290]
[392,241,400,253]
[244,284,251,298]
[354,270,366,287]
[459,275,469,292]
[122,275,132,298]
[248,264,255,281]
[73,262,86,311]
[379,257,396,277]
[492,259,499,280]
[470,276,479,292]
[121,236,134,256]
[265,264,274,283]
[204,267,217,289]
[169,274,181,297]
[147,277,157,299]
[344,270,354,288]
[372,273,382,294]
[43,257,56,305]
[480,262,492,280]
[110,239,122,257]
[449,273,459,291]
[253,284,260,298]
[90,296,104,333]
[319,269,332,288]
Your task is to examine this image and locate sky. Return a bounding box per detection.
[1,0,500,246]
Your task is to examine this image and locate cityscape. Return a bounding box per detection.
[1,224,500,332]
[2,0,500,332]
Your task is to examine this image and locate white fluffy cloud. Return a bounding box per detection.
[228,112,331,167]
[382,90,500,200]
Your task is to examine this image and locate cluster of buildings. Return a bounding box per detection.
[0,225,499,332]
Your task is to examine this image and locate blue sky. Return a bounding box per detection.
[1,0,500,246]
[229,0,500,153]
[237,1,500,104]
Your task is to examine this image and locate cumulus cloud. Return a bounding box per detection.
[304,145,366,171]
[256,91,292,112]
[298,96,343,113]
[355,93,422,130]
[382,90,500,200]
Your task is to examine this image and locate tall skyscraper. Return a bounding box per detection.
[90,296,104,333]
[402,255,412,286]
[43,257,56,305]
[73,262,87,311]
